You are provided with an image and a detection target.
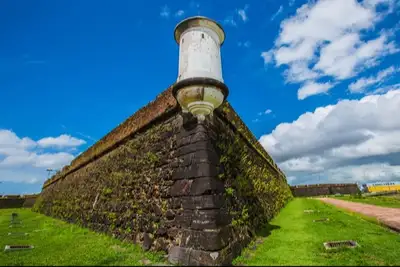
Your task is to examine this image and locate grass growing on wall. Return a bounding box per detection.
[330,193,400,208]
[233,198,400,266]
[0,208,165,266]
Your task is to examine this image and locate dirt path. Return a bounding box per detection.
[317,198,400,232]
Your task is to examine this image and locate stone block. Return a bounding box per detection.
[168,246,226,266]
[172,163,219,180]
[142,233,152,251]
[190,209,231,230]
[176,141,215,157]
[177,124,208,139]
[190,177,224,196]
[170,179,193,196]
[181,195,225,210]
[181,226,232,251]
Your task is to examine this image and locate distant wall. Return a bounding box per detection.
[34,87,292,266]
[290,184,360,197]
[0,194,39,209]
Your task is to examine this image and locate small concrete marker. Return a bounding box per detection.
[313,218,330,222]
[4,245,34,252]
[323,240,358,250]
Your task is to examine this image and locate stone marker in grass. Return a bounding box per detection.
[313,218,330,222]
[4,245,34,252]
[323,240,358,250]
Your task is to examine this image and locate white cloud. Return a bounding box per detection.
[283,62,321,83]
[175,10,185,17]
[271,5,283,21]
[223,16,237,27]
[237,5,249,22]
[314,32,399,80]
[260,88,400,184]
[238,41,251,48]
[224,5,249,26]
[298,81,335,100]
[289,0,296,7]
[349,66,400,93]
[160,5,170,18]
[37,134,86,148]
[258,109,272,116]
[261,0,399,98]
[0,130,84,184]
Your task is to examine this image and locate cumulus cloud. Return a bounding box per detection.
[261,0,399,99]
[0,130,84,185]
[298,81,335,100]
[349,66,400,93]
[37,134,86,148]
[259,88,400,184]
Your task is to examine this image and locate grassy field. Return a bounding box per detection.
[233,198,400,266]
[0,208,165,266]
[331,194,400,208]
[1,199,400,266]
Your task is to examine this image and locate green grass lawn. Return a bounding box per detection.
[0,208,165,266]
[2,199,400,266]
[331,194,400,208]
[233,198,400,266]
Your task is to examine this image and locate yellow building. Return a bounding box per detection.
[365,181,400,193]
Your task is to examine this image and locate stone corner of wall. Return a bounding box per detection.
[42,86,179,189]
[167,119,236,266]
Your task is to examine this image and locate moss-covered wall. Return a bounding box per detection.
[34,89,292,266]
[34,113,184,252]
[290,184,360,197]
[214,105,293,256]
[0,194,39,209]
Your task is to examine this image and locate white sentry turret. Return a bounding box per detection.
[171,16,229,122]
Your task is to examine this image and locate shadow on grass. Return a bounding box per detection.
[255,223,281,237]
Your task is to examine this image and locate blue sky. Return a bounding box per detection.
[1,0,400,194]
